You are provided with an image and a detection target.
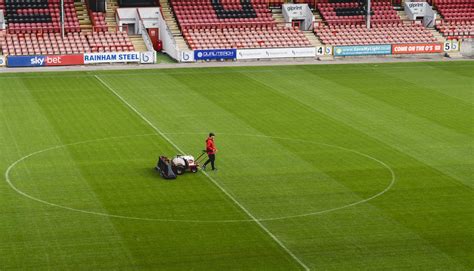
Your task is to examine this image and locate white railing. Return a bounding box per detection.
[137,11,156,52]
[156,8,180,61]
[0,10,5,30]
[140,23,155,52]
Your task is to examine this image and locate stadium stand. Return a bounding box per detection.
[316,23,438,45]
[172,0,274,29]
[314,0,438,46]
[434,0,474,39]
[318,0,400,25]
[171,0,312,50]
[2,0,80,34]
[1,31,89,55]
[0,0,135,55]
[90,11,108,32]
[184,26,310,49]
[85,31,134,52]
[268,0,316,8]
[268,0,284,7]
[0,31,134,55]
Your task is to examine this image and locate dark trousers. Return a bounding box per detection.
[204,154,215,170]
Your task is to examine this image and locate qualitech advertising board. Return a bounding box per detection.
[0,55,5,66]
[194,49,237,60]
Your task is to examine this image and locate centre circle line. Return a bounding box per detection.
[5,133,396,223]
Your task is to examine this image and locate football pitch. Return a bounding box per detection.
[0,61,472,270]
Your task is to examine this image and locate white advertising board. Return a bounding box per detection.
[405,2,427,18]
[282,4,314,30]
[404,1,436,26]
[140,51,156,64]
[283,4,307,19]
[84,52,140,64]
[0,55,5,66]
[316,46,333,56]
[325,46,333,55]
[180,50,195,62]
[444,40,460,52]
[237,47,316,60]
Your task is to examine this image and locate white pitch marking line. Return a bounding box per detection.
[94,75,310,271]
[5,133,396,223]
[164,132,397,221]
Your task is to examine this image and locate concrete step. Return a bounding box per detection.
[75,1,93,31]
[428,29,445,42]
[105,0,118,32]
[318,55,334,61]
[304,31,323,47]
[313,12,322,20]
[272,13,286,25]
[129,35,148,51]
[397,10,412,24]
[158,0,190,51]
[447,51,464,59]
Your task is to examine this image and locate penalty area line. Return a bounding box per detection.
[93,75,310,271]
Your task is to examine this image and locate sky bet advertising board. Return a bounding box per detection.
[7,55,84,67]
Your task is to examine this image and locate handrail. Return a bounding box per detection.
[0,10,5,30]
[137,8,142,21]
[140,24,155,51]
[115,9,121,21]
[156,6,179,60]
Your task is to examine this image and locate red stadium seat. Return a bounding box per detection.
[314,0,440,46]
[434,0,474,39]
[171,0,312,50]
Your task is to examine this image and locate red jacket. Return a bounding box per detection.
[206,137,216,155]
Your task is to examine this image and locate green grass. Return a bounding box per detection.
[156,52,178,64]
[0,61,473,270]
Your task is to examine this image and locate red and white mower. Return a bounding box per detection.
[170,152,207,175]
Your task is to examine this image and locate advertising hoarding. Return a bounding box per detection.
[334,45,392,56]
[392,43,443,54]
[237,47,315,60]
[84,52,140,64]
[7,54,84,67]
[194,49,237,60]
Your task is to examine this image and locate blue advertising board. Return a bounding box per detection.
[194,49,237,60]
[7,55,46,67]
[333,45,392,56]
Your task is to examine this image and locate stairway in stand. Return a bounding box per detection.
[304,31,323,48]
[429,28,446,43]
[271,12,285,25]
[75,0,92,33]
[129,35,148,52]
[397,10,412,24]
[159,0,190,50]
[106,0,119,31]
